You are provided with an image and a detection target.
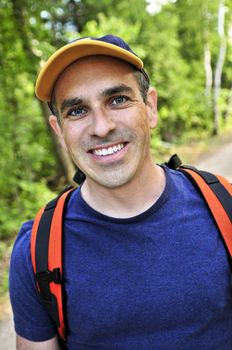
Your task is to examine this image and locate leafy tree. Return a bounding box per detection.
[175,0,232,134]
[0,0,231,242]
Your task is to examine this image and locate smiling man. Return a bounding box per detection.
[9,35,232,350]
[49,54,163,217]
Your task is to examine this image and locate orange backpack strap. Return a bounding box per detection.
[31,186,74,342]
[166,154,232,257]
[179,166,232,256]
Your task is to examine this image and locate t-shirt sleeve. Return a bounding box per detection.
[9,220,57,341]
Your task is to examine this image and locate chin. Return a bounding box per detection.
[86,169,135,189]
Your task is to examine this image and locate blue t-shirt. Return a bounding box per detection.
[9,167,232,349]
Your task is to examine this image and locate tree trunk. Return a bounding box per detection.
[212,0,227,135]
[203,43,213,104]
[224,83,232,121]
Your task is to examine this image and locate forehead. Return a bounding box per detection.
[53,55,138,100]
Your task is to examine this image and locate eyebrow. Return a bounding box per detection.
[101,84,133,97]
[61,97,83,114]
[60,84,133,114]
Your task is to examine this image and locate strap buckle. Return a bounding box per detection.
[36,268,62,284]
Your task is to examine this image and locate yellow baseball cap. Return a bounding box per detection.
[35,35,147,102]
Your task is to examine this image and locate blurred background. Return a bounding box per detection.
[0,1,232,345]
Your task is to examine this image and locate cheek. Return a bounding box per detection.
[62,123,80,143]
[61,130,80,155]
[134,112,152,136]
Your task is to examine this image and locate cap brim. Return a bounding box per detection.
[35,38,144,102]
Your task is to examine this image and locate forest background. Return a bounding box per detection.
[0,0,232,295]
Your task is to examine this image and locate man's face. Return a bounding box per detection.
[50,56,158,189]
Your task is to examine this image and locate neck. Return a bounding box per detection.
[81,163,166,218]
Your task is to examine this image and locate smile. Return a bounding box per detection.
[92,143,125,156]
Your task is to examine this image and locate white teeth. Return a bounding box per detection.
[93,143,124,156]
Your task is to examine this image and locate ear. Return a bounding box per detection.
[146,87,158,129]
[49,115,68,151]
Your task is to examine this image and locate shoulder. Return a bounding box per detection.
[162,165,217,220]
[10,187,80,271]
[9,220,36,296]
[163,165,200,197]
[10,220,34,266]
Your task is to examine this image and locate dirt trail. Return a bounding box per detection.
[194,140,232,182]
[0,140,231,350]
[0,299,15,350]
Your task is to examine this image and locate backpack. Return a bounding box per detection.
[30,155,232,346]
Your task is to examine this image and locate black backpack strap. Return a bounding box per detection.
[31,186,74,343]
[73,168,86,185]
[165,154,182,170]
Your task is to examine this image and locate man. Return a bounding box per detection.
[9,35,232,350]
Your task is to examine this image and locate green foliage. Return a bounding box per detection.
[0,0,232,245]
[0,181,55,240]
[0,91,56,239]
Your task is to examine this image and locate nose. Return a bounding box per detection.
[89,109,116,137]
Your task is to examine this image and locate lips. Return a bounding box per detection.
[90,143,126,156]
